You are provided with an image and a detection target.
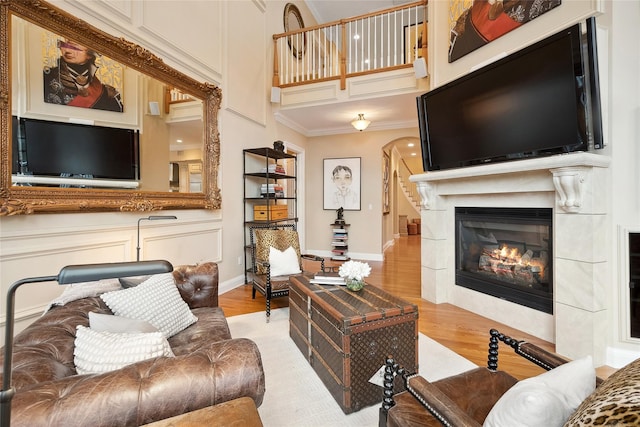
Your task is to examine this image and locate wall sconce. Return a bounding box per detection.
[351,114,371,131]
[137,215,177,261]
[1,260,174,426]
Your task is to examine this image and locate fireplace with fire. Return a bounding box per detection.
[455,207,553,314]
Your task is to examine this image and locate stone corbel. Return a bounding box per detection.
[415,181,433,210]
[550,167,586,213]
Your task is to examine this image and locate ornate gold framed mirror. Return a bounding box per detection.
[283,3,306,59]
[0,0,221,215]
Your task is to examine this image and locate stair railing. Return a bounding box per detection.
[273,0,427,90]
[398,158,419,210]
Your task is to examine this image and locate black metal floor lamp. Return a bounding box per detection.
[0,260,173,427]
[136,215,177,261]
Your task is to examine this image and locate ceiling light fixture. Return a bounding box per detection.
[351,114,371,132]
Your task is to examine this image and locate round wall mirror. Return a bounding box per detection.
[283,3,306,59]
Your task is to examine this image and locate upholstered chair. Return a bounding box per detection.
[249,223,324,321]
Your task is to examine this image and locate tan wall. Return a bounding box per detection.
[140,77,171,192]
[404,156,423,174]
[305,128,419,260]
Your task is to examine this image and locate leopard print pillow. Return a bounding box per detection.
[254,229,301,275]
[564,358,640,426]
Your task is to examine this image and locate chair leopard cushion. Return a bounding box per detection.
[254,229,301,275]
[563,358,640,426]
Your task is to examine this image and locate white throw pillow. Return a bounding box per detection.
[74,325,174,375]
[100,273,197,338]
[269,246,302,277]
[44,278,122,313]
[89,312,158,334]
[483,356,596,427]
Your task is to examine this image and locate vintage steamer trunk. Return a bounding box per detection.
[289,274,418,414]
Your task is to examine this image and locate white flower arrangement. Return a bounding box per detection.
[338,260,371,281]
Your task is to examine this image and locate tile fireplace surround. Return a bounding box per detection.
[411,152,611,365]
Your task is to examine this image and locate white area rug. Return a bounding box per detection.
[227,308,477,427]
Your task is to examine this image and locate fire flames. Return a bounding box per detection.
[479,244,547,284]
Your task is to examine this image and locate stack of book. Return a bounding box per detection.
[330,252,349,261]
[331,228,348,260]
[309,272,346,285]
[261,183,284,198]
[261,164,286,174]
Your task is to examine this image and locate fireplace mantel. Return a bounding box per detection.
[411,152,610,182]
[410,151,611,365]
[411,152,611,212]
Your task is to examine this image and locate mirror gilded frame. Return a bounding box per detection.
[0,0,221,215]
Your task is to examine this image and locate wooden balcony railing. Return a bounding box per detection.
[273,0,427,90]
[164,87,196,114]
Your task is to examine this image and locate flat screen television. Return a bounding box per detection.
[12,117,140,181]
[417,18,603,172]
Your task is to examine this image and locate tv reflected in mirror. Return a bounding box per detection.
[12,116,139,187]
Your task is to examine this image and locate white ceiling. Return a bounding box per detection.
[276,91,419,136]
[277,0,423,158]
[306,0,414,24]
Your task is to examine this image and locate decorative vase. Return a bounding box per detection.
[346,278,365,292]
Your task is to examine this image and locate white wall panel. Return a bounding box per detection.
[59,0,222,84]
[224,0,267,125]
[140,1,222,81]
[0,212,221,337]
[82,0,134,23]
[0,238,129,341]
[60,0,134,27]
[144,228,222,266]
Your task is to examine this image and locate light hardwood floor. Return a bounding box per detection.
[219,235,614,380]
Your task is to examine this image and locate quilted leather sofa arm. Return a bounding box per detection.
[10,338,265,427]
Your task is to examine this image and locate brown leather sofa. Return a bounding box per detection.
[0,262,265,427]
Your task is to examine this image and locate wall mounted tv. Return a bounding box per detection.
[417,18,603,172]
[12,117,140,183]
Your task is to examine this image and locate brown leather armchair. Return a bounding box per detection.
[380,329,604,427]
[1,262,265,427]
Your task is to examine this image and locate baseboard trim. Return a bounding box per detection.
[220,275,247,295]
[306,250,383,262]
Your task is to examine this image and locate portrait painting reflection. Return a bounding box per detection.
[43,39,123,112]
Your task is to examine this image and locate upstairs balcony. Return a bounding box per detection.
[272,1,429,136]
